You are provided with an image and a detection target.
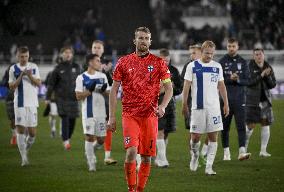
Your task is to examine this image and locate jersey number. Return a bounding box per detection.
[211,74,218,82]
[213,116,221,124]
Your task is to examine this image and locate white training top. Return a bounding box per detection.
[75,71,110,119]
[184,59,224,110]
[8,62,40,108]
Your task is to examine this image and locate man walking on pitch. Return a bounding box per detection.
[8,46,41,166]
[108,27,173,192]
[75,54,110,171]
[91,40,117,165]
[182,41,229,175]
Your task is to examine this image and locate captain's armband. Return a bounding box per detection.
[162,78,171,84]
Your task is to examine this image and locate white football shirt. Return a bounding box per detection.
[8,62,40,107]
[75,71,110,119]
[184,59,224,110]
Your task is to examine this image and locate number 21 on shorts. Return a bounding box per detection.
[212,115,221,124]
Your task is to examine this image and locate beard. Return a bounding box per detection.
[137,44,149,52]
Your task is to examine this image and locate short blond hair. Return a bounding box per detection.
[189,44,201,50]
[201,41,216,51]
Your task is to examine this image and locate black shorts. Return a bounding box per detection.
[246,101,274,125]
[158,112,176,133]
[158,100,176,133]
[5,101,15,121]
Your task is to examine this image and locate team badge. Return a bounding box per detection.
[147,65,154,72]
[213,67,217,72]
[125,137,131,145]
[72,68,76,73]
[237,63,242,70]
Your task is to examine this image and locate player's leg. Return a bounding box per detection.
[155,113,168,167]
[137,117,157,192]
[123,116,140,192]
[201,136,209,156]
[259,104,274,157]
[15,107,28,166]
[26,107,38,151]
[234,102,251,160]
[206,132,218,175]
[200,136,209,166]
[104,129,118,165]
[155,130,168,167]
[221,103,233,160]
[49,103,57,138]
[245,106,260,151]
[189,109,205,171]
[85,134,96,171]
[137,155,151,192]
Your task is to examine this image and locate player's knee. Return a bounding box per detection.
[157,130,164,139]
[260,119,269,126]
[141,155,151,163]
[16,126,25,134]
[96,137,105,145]
[125,147,137,162]
[85,134,95,142]
[191,133,201,142]
[247,123,256,129]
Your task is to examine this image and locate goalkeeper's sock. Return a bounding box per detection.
[137,162,151,191]
[124,161,136,191]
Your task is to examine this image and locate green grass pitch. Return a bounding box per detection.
[0,100,284,192]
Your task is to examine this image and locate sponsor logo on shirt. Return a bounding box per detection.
[60,70,65,74]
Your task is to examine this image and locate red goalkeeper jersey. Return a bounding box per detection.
[113,52,171,117]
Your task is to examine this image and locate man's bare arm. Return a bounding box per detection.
[75,90,92,101]
[157,81,173,118]
[182,80,191,116]
[218,80,229,117]
[9,72,24,90]
[107,80,121,132]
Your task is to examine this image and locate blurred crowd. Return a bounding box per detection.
[150,0,284,50]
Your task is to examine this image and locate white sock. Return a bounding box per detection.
[85,141,95,164]
[136,154,141,168]
[26,136,35,148]
[245,126,254,149]
[11,129,16,136]
[190,140,200,157]
[49,116,56,132]
[64,140,69,145]
[206,142,217,170]
[239,146,246,154]
[201,143,208,157]
[105,151,111,160]
[17,133,27,160]
[224,147,230,155]
[165,138,169,146]
[261,126,270,152]
[93,141,103,151]
[157,139,167,161]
